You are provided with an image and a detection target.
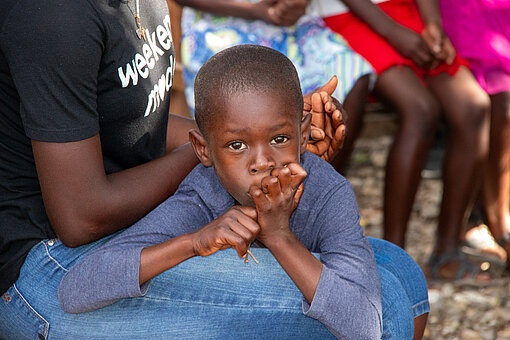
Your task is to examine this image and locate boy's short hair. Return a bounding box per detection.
[194,44,303,136]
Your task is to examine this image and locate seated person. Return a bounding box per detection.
[58,45,428,339]
[175,0,374,115]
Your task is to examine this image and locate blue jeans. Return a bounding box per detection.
[0,237,428,339]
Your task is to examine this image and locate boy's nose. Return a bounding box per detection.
[249,150,275,174]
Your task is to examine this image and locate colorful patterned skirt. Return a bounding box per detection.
[180,1,373,115]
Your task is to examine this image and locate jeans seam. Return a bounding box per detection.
[12,284,50,338]
[43,240,69,272]
[143,295,301,310]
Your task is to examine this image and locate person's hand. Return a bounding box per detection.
[387,25,435,69]
[421,23,456,65]
[190,206,260,258]
[303,76,346,162]
[251,0,306,26]
[249,163,307,244]
[268,0,307,26]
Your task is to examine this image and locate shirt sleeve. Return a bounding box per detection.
[2,0,103,142]
[58,189,211,313]
[302,181,383,340]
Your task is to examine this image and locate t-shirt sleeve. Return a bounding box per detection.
[302,181,383,339]
[58,190,211,313]
[2,0,103,142]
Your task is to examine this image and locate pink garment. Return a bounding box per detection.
[440,0,510,94]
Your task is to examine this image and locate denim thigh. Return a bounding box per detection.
[0,240,336,339]
[0,236,424,339]
[368,237,430,318]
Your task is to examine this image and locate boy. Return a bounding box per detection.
[58,45,425,339]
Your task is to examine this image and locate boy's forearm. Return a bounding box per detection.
[263,231,323,304]
[139,234,196,285]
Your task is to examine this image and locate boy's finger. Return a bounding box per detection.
[261,176,281,198]
[293,183,304,208]
[235,205,258,221]
[224,232,249,258]
[228,219,259,244]
[286,163,307,189]
[249,185,269,209]
[273,166,292,192]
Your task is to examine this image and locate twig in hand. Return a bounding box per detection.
[245,249,259,263]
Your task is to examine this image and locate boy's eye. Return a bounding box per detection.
[271,136,289,144]
[228,141,247,150]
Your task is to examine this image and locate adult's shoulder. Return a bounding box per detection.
[2,0,102,32]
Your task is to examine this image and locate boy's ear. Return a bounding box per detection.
[189,129,213,167]
[300,112,312,155]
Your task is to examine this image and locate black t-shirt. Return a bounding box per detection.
[0,0,175,293]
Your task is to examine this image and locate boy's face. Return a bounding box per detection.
[191,90,309,207]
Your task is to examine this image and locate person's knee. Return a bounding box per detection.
[457,90,491,135]
[400,94,441,137]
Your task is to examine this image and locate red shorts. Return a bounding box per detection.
[323,0,469,78]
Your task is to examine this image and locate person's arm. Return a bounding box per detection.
[165,113,198,153]
[250,163,321,304]
[174,0,307,26]
[339,0,434,68]
[307,179,382,339]
[415,0,456,64]
[250,162,381,338]
[33,134,198,247]
[58,188,260,313]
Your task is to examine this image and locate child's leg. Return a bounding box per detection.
[368,237,429,340]
[426,67,491,278]
[331,74,372,174]
[374,66,441,248]
[484,91,510,264]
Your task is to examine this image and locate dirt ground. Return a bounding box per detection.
[343,114,510,340]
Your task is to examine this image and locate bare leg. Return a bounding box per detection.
[332,74,371,174]
[375,66,441,248]
[426,67,491,278]
[483,91,510,264]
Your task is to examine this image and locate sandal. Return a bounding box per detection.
[428,248,497,285]
[462,224,507,262]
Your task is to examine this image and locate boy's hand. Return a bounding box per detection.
[303,76,346,162]
[249,164,307,245]
[190,206,260,258]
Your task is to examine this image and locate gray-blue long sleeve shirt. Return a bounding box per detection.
[58,151,382,339]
